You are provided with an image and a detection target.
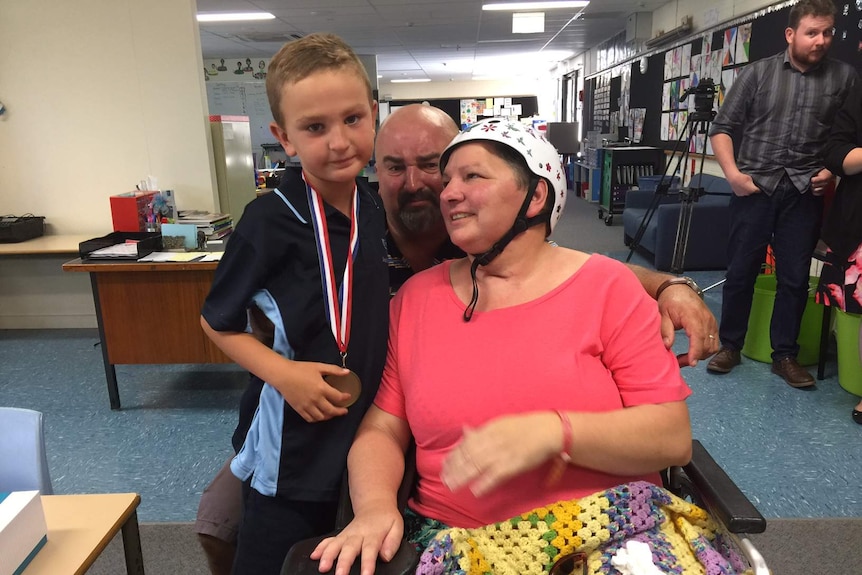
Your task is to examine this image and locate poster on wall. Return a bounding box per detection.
[204,58,268,81]
[723,28,738,66]
[737,23,752,63]
[460,99,479,127]
[690,53,703,87]
[630,108,646,143]
[681,44,692,77]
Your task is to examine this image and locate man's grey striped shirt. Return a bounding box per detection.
[709,50,857,194]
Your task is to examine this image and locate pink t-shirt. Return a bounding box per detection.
[374,254,691,528]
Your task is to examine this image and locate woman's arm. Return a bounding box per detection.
[441,402,691,497]
[566,401,691,472]
[824,81,862,177]
[312,406,412,575]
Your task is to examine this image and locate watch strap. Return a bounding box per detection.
[655,276,704,300]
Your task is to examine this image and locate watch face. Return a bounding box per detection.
[682,277,703,297]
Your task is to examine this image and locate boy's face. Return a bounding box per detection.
[271,69,377,194]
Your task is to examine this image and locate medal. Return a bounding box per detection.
[305,174,362,406]
[324,371,361,407]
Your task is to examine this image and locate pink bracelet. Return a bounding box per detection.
[556,409,573,464]
[546,410,573,486]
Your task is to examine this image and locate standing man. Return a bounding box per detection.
[707,0,857,387]
[195,103,719,574]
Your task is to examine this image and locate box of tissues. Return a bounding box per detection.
[0,491,47,575]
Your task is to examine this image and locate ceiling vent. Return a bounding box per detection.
[644,16,692,49]
[234,32,303,43]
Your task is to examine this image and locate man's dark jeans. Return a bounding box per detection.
[719,175,823,359]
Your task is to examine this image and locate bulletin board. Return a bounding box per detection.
[587,1,862,154]
[389,96,539,129]
[205,82,277,156]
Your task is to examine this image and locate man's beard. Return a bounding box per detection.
[791,43,827,67]
[397,189,443,235]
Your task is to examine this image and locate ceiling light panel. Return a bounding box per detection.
[512,12,545,33]
[483,1,589,11]
[196,12,275,22]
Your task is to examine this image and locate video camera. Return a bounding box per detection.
[680,78,716,114]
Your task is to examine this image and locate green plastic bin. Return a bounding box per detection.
[835,309,862,396]
[741,274,823,366]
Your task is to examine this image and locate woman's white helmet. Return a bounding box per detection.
[440,118,567,232]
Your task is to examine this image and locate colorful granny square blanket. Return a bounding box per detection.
[415,481,752,575]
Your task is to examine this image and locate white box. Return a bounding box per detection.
[0,491,48,575]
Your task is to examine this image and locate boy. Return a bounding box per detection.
[200,33,388,574]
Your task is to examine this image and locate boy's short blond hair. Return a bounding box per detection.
[266,33,373,128]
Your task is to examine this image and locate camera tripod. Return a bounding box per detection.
[625,107,717,274]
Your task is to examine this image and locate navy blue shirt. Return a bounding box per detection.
[202,167,389,501]
[383,228,464,296]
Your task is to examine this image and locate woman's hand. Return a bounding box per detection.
[311,505,405,575]
[441,412,559,497]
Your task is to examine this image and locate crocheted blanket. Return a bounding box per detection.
[415,481,752,575]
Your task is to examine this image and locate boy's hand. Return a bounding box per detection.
[276,361,354,422]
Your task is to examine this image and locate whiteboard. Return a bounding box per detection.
[205,81,278,158]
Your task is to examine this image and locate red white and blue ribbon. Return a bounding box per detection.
[304,174,359,365]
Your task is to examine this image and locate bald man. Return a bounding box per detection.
[194,104,718,574]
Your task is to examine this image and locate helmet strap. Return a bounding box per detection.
[463,175,549,322]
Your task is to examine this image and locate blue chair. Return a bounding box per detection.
[0,407,53,494]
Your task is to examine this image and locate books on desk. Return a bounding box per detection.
[0,491,47,575]
[177,211,232,240]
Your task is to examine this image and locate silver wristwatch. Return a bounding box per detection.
[655,276,704,300]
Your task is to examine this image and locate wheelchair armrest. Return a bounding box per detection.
[668,440,766,534]
[282,533,419,575]
[287,443,421,574]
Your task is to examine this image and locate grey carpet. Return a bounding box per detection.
[551,194,625,254]
[85,518,862,574]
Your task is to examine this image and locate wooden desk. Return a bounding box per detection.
[1,236,96,329]
[24,493,144,575]
[0,234,92,255]
[62,260,231,409]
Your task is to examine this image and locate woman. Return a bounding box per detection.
[817,80,862,424]
[312,119,693,575]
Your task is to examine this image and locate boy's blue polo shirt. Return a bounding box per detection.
[202,167,389,501]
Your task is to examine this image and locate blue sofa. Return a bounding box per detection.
[622,173,733,271]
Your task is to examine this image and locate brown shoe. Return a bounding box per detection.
[707,347,741,374]
[771,356,815,388]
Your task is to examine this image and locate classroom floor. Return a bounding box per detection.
[1,196,860,523]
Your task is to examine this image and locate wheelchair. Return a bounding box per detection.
[283,440,769,575]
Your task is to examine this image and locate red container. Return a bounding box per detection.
[110,191,158,232]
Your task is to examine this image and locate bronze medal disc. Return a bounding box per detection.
[325,371,362,408]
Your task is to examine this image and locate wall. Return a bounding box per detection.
[202,54,378,157]
[651,0,778,38]
[379,77,557,120]
[0,0,217,235]
[0,0,215,329]
[571,0,785,178]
